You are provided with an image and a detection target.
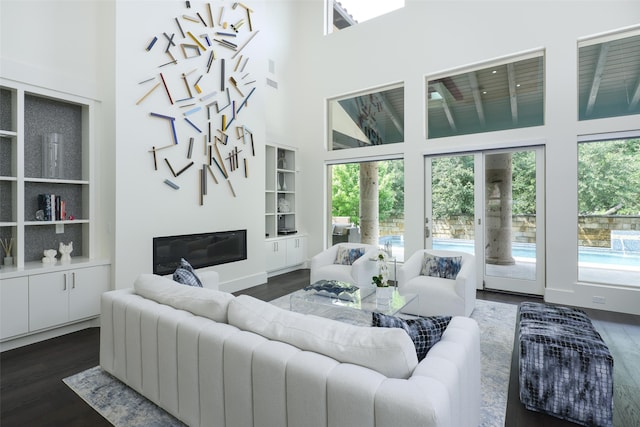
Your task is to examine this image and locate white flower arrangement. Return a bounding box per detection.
[372,250,390,287]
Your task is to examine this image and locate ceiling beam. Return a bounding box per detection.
[378,93,404,136]
[507,63,518,124]
[585,42,610,117]
[628,77,640,110]
[433,82,457,132]
[468,72,486,127]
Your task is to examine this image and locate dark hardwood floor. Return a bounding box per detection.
[0,327,111,427]
[1,268,638,426]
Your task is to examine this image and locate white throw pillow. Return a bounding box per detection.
[134,273,234,323]
[227,294,418,379]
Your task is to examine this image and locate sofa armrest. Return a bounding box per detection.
[398,251,424,287]
[310,245,339,270]
[453,258,475,297]
[198,270,220,290]
[351,248,378,286]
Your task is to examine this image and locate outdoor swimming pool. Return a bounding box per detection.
[432,239,640,268]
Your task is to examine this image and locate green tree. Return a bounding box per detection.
[331,160,405,225]
[378,160,404,218]
[332,163,360,225]
[431,156,475,218]
[579,138,640,215]
[512,151,536,215]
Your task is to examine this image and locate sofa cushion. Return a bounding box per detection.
[334,245,365,265]
[372,313,452,361]
[228,295,418,379]
[420,254,462,279]
[172,258,203,287]
[134,274,234,323]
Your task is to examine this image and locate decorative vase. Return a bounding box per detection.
[4,256,13,266]
[42,133,64,179]
[376,286,393,306]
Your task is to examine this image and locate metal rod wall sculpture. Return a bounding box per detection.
[136,1,258,205]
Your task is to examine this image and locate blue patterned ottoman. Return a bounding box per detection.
[518,302,613,427]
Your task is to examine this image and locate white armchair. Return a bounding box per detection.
[310,243,379,288]
[398,249,476,317]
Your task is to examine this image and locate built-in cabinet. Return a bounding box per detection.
[265,145,297,238]
[0,277,29,339]
[265,144,306,272]
[265,236,307,272]
[0,80,110,346]
[0,81,98,268]
[28,264,109,332]
[0,262,109,341]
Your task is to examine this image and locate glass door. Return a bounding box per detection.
[482,148,545,295]
[425,146,545,295]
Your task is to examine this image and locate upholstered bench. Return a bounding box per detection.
[518,302,613,427]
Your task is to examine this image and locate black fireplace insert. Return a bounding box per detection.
[153,230,247,275]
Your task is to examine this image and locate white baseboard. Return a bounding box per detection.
[0,317,100,352]
[218,271,268,293]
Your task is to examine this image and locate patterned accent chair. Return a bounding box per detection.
[309,243,379,288]
[398,249,476,317]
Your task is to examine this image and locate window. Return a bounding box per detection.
[426,53,545,139]
[578,136,640,287]
[578,31,640,121]
[329,159,405,261]
[327,0,404,34]
[328,84,404,150]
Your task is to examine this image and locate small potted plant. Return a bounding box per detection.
[1,237,14,266]
[373,250,393,303]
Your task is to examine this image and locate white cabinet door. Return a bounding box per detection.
[28,265,110,331]
[286,236,306,266]
[265,240,287,272]
[69,265,110,321]
[1,277,29,339]
[29,271,69,331]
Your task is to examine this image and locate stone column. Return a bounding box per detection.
[485,153,515,265]
[359,161,379,246]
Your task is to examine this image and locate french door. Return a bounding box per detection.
[425,146,545,295]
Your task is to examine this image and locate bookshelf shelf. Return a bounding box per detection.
[0,80,98,269]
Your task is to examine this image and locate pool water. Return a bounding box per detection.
[432,239,640,268]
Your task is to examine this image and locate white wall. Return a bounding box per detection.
[112,0,271,291]
[1,1,103,100]
[287,0,640,314]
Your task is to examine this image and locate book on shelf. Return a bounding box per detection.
[38,194,67,221]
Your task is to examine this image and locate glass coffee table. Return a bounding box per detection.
[289,283,418,325]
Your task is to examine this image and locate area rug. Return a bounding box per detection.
[63,298,516,427]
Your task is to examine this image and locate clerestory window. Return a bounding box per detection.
[578,30,640,121]
[328,84,404,150]
[426,52,545,139]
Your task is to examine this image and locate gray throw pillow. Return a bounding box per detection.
[173,258,203,287]
[420,254,462,279]
[372,313,451,361]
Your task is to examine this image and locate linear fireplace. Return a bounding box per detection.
[153,230,247,275]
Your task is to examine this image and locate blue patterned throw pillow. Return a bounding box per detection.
[420,255,462,279]
[334,245,366,265]
[372,313,451,361]
[173,258,203,287]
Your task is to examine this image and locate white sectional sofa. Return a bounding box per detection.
[100,274,481,427]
